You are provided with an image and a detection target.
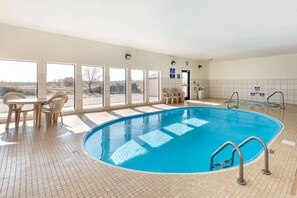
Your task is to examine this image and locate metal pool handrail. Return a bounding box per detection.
[227,92,239,109]
[210,141,246,185]
[230,136,271,175]
[267,91,285,110]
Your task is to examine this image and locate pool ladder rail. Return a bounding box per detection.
[210,136,271,185]
[227,92,239,109]
[267,91,285,110]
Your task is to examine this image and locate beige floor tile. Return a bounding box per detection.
[0,98,296,197]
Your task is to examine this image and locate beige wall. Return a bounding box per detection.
[0,23,209,112]
[209,54,297,104]
[0,23,209,78]
[209,53,297,80]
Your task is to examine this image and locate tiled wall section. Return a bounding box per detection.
[209,79,297,104]
[161,77,209,100]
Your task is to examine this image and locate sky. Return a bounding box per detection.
[0,60,37,82]
[131,69,144,81]
[47,63,74,81]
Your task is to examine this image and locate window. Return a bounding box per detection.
[148,71,160,101]
[131,69,144,103]
[46,63,75,110]
[0,60,37,114]
[82,66,104,108]
[110,68,126,105]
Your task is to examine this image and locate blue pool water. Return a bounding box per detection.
[84,107,282,173]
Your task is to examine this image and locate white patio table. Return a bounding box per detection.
[6,98,48,129]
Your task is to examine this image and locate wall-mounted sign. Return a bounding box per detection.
[250,86,266,97]
[170,68,176,79]
[250,91,265,97]
[255,86,260,91]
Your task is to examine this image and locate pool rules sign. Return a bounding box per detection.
[250,86,265,97]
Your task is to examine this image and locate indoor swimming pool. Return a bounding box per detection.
[84,107,282,173]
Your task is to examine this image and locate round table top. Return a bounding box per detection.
[6,98,48,105]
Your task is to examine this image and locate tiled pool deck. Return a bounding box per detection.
[0,98,297,197]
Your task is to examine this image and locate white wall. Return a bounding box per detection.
[0,23,209,113]
[209,53,297,79]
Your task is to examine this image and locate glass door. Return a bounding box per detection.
[182,70,190,100]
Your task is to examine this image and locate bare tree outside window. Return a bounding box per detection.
[82,66,103,108]
[83,67,100,94]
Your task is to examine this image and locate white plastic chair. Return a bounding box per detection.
[162,88,177,104]
[3,92,34,128]
[41,94,68,127]
[172,88,185,103]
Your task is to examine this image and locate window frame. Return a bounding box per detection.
[0,58,39,97]
[109,67,127,106]
[131,69,145,104]
[0,58,39,116]
[46,62,76,110]
[148,70,161,102]
[81,65,105,109]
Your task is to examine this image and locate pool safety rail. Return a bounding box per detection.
[267,91,285,110]
[230,136,271,175]
[210,141,246,185]
[210,136,271,185]
[227,92,239,109]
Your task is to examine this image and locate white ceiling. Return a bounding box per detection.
[1,0,297,60]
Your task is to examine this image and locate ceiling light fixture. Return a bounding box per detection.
[171,61,176,65]
[198,65,203,69]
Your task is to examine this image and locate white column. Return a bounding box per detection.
[75,64,83,111]
[104,67,110,108]
[127,68,131,105]
[38,60,47,98]
[158,71,162,101]
[145,70,149,103]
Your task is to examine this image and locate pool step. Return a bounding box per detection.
[212,159,233,170]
